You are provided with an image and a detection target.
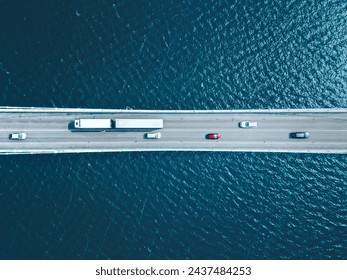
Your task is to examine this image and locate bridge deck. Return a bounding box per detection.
[0,108,347,154]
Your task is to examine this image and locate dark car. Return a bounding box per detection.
[290,132,309,139]
[206,133,221,140]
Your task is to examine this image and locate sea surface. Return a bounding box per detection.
[0,0,346,259]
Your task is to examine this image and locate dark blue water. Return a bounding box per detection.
[0,0,346,259]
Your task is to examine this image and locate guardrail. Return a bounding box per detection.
[1,148,346,155]
[1,106,347,114]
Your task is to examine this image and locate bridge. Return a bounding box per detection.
[0,107,347,155]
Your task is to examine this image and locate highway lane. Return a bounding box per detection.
[0,110,347,154]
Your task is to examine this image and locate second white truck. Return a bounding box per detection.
[115,119,163,129]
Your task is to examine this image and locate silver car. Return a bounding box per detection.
[239,121,257,128]
[9,132,27,140]
[146,132,161,139]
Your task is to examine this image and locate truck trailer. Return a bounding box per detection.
[115,119,163,129]
[74,119,112,129]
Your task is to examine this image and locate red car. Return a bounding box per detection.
[206,133,221,140]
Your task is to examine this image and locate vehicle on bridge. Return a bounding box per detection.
[74,119,112,129]
[115,119,163,129]
[146,132,161,139]
[206,133,221,139]
[9,132,27,140]
[290,132,309,139]
[239,121,257,128]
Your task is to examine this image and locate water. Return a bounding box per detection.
[0,0,346,259]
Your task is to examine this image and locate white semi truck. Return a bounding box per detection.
[115,119,163,129]
[74,119,112,129]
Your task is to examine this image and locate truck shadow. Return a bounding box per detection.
[68,121,114,132]
[68,122,157,134]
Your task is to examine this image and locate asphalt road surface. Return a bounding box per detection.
[1,110,347,154]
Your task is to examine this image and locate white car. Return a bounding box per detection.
[9,132,27,140]
[146,132,161,139]
[239,121,257,128]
